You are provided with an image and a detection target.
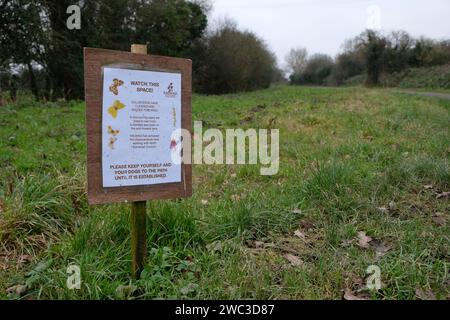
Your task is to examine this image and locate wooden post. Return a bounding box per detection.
[131,44,148,55]
[130,44,148,279]
[131,200,147,279]
[85,43,192,274]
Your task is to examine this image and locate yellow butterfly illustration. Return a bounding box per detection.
[108,100,125,118]
[107,125,120,136]
[108,137,118,150]
[107,126,120,150]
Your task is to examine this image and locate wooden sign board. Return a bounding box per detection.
[84,48,192,204]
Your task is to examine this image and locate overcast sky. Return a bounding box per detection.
[211,0,450,67]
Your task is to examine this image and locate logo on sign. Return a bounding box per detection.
[164,82,178,98]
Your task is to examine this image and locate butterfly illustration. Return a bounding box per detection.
[107,125,120,136]
[109,78,124,95]
[108,137,118,150]
[108,100,125,118]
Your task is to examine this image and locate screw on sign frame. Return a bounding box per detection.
[83,44,192,279]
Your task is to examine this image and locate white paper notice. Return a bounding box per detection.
[102,67,182,187]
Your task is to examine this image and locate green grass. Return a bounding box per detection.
[344,64,450,91]
[0,86,449,300]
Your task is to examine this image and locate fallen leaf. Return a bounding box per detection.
[378,201,397,214]
[432,213,446,226]
[371,240,392,259]
[357,231,373,249]
[6,284,27,297]
[294,230,306,240]
[343,288,369,300]
[284,254,303,267]
[436,192,450,199]
[300,221,315,230]
[423,185,434,190]
[415,288,436,300]
[253,241,265,248]
[206,241,223,253]
[408,204,421,214]
[350,276,366,291]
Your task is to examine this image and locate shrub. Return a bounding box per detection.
[194,22,277,94]
[290,54,334,86]
[380,64,450,89]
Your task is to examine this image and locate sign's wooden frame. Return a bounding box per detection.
[84,47,192,205]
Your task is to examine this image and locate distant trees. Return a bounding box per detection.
[290,54,333,85]
[285,47,308,76]
[1,1,282,98]
[385,30,414,72]
[6,1,450,98]
[194,20,277,94]
[0,0,209,99]
[332,53,364,86]
[358,30,388,86]
[0,0,45,98]
[287,29,450,87]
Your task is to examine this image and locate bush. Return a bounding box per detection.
[290,54,334,85]
[381,64,450,89]
[332,51,365,85]
[194,23,277,94]
[343,74,366,87]
[288,30,450,88]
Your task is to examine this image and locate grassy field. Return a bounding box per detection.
[0,86,449,300]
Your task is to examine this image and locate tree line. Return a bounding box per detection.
[0,0,279,101]
[287,30,450,87]
[4,1,447,100]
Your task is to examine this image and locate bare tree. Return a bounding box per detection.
[285,47,308,76]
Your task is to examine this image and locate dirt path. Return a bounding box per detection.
[396,90,450,100]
